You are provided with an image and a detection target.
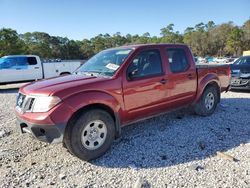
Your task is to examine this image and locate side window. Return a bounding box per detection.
[27,57,37,65]
[247,57,250,65]
[127,49,163,79]
[166,48,189,73]
[15,57,28,66]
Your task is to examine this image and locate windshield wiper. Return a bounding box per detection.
[75,70,112,78]
[76,71,106,77]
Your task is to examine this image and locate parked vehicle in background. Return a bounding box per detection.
[0,55,81,84]
[197,57,206,63]
[227,57,238,64]
[15,44,230,161]
[205,56,214,63]
[214,57,229,64]
[230,55,250,89]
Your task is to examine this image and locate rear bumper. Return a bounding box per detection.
[16,117,66,143]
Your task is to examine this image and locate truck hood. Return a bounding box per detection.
[230,64,250,78]
[20,74,110,96]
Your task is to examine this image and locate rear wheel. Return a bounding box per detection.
[194,86,219,116]
[64,109,115,161]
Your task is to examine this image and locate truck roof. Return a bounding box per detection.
[2,55,38,58]
[108,43,189,50]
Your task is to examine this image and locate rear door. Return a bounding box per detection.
[122,48,168,122]
[164,47,197,105]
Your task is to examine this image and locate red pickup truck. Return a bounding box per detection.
[15,44,230,161]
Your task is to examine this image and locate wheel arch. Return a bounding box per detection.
[64,103,121,141]
[203,81,221,103]
[194,74,221,104]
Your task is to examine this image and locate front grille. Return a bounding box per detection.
[241,79,249,84]
[23,98,35,112]
[16,93,35,112]
[241,70,250,74]
[230,78,250,86]
[16,93,26,108]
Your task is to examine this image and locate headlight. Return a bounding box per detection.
[32,96,61,112]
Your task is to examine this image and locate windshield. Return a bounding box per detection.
[234,56,250,65]
[0,58,7,64]
[76,48,133,76]
[0,57,15,68]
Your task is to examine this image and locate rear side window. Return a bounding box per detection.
[127,49,163,79]
[27,57,37,65]
[166,48,189,73]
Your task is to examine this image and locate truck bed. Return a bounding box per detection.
[196,63,229,69]
[196,63,230,92]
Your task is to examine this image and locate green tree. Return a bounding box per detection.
[0,28,27,56]
[160,24,183,43]
[1,19,249,59]
[195,22,205,32]
[208,22,234,56]
[242,19,250,50]
[206,21,216,31]
[225,27,243,56]
[21,32,52,58]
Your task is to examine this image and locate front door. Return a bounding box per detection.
[23,56,43,81]
[122,49,168,122]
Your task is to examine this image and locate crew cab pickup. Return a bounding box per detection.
[0,55,81,84]
[15,44,230,161]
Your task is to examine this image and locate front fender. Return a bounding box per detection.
[63,90,122,114]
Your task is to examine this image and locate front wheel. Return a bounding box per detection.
[194,86,219,116]
[64,109,115,161]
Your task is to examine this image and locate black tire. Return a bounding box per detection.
[63,109,115,161]
[194,86,219,116]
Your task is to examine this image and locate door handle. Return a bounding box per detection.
[159,78,167,84]
[187,74,193,79]
[34,67,40,69]
[16,68,21,70]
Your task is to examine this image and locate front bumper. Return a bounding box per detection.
[16,117,66,143]
[14,96,74,143]
[230,77,250,90]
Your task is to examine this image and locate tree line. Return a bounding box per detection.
[0,19,249,59]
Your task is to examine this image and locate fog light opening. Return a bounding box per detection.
[40,128,45,134]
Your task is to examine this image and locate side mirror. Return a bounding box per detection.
[128,68,139,80]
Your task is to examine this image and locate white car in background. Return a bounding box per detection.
[213,57,229,64]
[0,55,82,84]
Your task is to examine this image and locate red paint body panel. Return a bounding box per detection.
[14,102,74,125]
[15,44,230,131]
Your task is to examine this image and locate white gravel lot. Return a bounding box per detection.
[0,84,250,188]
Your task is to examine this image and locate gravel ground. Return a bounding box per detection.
[0,84,250,188]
